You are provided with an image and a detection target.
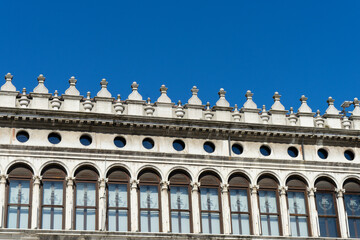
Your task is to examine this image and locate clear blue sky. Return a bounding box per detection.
[1,1,359,113]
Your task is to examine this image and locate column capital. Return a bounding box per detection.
[220,183,229,193]
[250,185,259,195]
[98,178,108,188]
[278,186,288,195]
[160,180,170,190]
[335,188,346,198]
[130,178,139,189]
[66,177,75,186]
[33,175,42,185]
[307,187,317,196]
[0,174,8,184]
[191,181,201,192]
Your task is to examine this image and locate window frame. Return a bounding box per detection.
[343,181,360,238]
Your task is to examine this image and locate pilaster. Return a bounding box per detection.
[98,178,108,231]
[0,175,7,228]
[221,183,231,234]
[191,182,201,233]
[336,188,348,238]
[160,180,170,232]
[279,186,289,236]
[65,177,74,230]
[307,187,319,237]
[250,185,260,235]
[130,179,139,232]
[31,175,42,229]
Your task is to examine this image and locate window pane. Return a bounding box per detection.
[231,213,250,235]
[140,185,158,209]
[108,184,127,208]
[259,190,278,213]
[9,180,30,204]
[7,206,29,229]
[43,181,63,205]
[86,209,96,230]
[108,209,127,232]
[316,193,336,215]
[76,208,96,230]
[76,209,84,230]
[42,207,63,229]
[19,207,29,229]
[171,211,190,233]
[261,215,279,236]
[348,218,360,238]
[290,216,308,237]
[170,186,189,210]
[230,189,248,212]
[140,210,159,232]
[345,194,360,217]
[76,183,96,207]
[7,206,18,228]
[288,191,306,215]
[319,217,338,237]
[201,212,221,234]
[200,188,219,211]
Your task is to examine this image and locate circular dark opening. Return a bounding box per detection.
[114,136,126,148]
[80,134,92,146]
[173,139,185,151]
[232,144,243,155]
[48,132,61,144]
[16,131,29,143]
[344,150,355,161]
[203,141,215,153]
[142,138,154,150]
[260,145,271,156]
[288,147,299,158]
[317,148,328,159]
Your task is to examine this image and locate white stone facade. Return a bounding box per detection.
[0,73,359,239]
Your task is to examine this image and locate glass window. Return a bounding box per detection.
[344,180,360,238]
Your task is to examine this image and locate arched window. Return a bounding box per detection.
[286,176,310,237]
[169,171,192,233]
[199,172,222,234]
[258,175,281,236]
[74,167,99,230]
[138,170,161,232]
[5,164,33,229]
[40,165,66,230]
[315,178,339,237]
[106,168,130,232]
[228,174,251,235]
[343,179,360,238]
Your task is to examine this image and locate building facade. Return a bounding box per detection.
[0,73,359,239]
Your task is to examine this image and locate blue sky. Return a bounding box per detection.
[1,1,359,114]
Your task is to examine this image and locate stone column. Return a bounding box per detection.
[0,175,7,228]
[98,178,107,231]
[65,177,74,230]
[250,185,260,235]
[307,187,319,237]
[191,182,201,233]
[336,188,348,238]
[31,175,41,229]
[130,179,139,232]
[279,186,289,236]
[221,183,231,234]
[160,180,170,232]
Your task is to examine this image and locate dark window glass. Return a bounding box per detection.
[203,142,215,153]
[260,146,271,156]
[16,131,29,143]
[344,150,355,161]
[232,144,243,155]
[80,135,92,146]
[142,138,154,150]
[173,140,185,151]
[317,149,328,159]
[287,147,299,158]
[114,136,126,148]
[48,133,61,144]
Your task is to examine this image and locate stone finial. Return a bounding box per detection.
[113,94,125,114]
[50,90,62,110]
[83,92,93,112]
[128,81,143,101]
[175,100,185,118]
[232,104,241,122]
[64,76,80,96]
[315,110,325,127]
[96,78,112,98]
[1,73,16,91]
[204,102,214,120]
[342,116,351,129]
[350,98,360,117]
[215,88,230,107]
[19,88,30,108]
[297,95,312,113]
[157,84,171,103]
[288,107,298,126]
[270,91,285,111]
[144,97,155,116]
[242,90,257,109]
[33,74,49,94]
[260,105,270,124]
[188,86,202,105]
[325,97,340,115]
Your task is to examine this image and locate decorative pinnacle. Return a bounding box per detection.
[160,84,168,93]
[5,73,13,81]
[54,90,59,97]
[86,91,91,99]
[116,94,121,101]
[69,76,77,85]
[262,105,267,112]
[37,74,45,83]
[245,90,253,99]
[300,95,308,103]
[273,92,281,101]
[290,107,294,114]
[354,98,359,106]
[191,86,199,95]
[218,88,226,97]
[177,100,182,107]
[22,88,27,95]
[327,97,335,105]
[131,81,139,90]
[147,97,151,104]
[234,104,239,111]
[100,78,108,88]
[206,102,211,110]
[316,109,321,117]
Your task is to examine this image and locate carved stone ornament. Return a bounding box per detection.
[260,105,270,124]
[187,86,202,105]
[113,94,125,114]
[204,102,214,120]
[64,76,80,96]
[19,88,30,108]
[96,78,112,98]
[175,100,185,118]
[1,73,16,91]
[232,104,241,122]
[144,97,155,116]
[50,90,62,110]
[128,82,143,101]
[83,92,94,112]
[33,74,49,94]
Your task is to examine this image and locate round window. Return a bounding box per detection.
[80,134,92,146]
[48,132,61,144]
[344,150,355,161]
[260,145,271,156]
[16,131,29,143]
[288,147,299,158]
[317,148,328,159]
[173,140,185,151]
[142,138,154,149]
[114,136,126,148]
[203,141,215,153]
[232,144,243,155]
